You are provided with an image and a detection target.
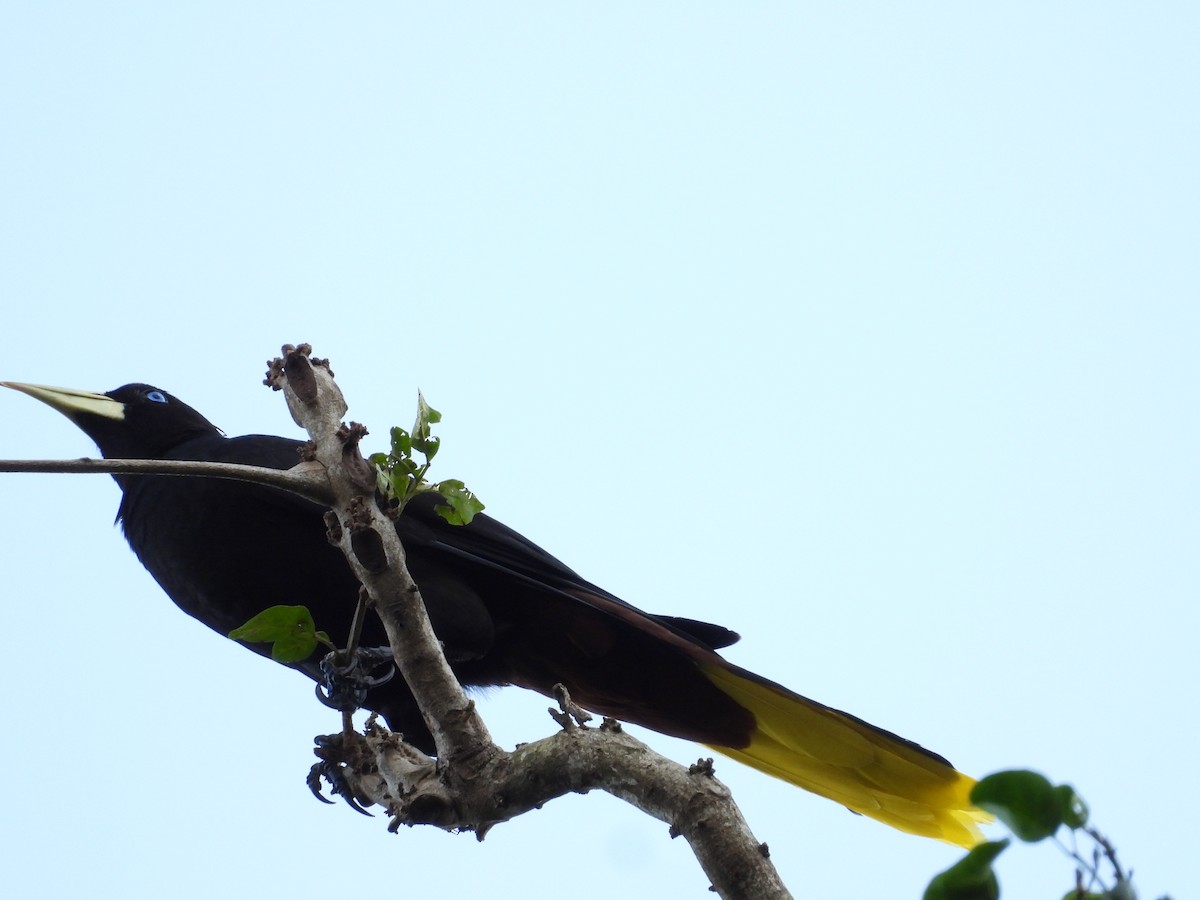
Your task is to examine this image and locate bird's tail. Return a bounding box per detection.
[699,662,990,848]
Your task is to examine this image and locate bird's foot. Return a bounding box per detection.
[309,732,374,815]
[548,683,594,730]
[315,645,396,712]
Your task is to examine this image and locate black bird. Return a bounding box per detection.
[4,380,987,846]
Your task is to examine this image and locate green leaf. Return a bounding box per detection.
[389,426,412,456]
[370,391,480,519]
[971,770,1071,842]
[416,390,441,427]
[924,839,1009,900]
[228,605,323,663]
[389,468,410,499]
[412,390,441,447]
[412,433,441,460]
[1056,784,1089,829]
[433,479,485,525]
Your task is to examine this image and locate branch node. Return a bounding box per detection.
[347,494,374,528]
[264,357,285,389]
[323,510,343,545]
[337,422,377,490]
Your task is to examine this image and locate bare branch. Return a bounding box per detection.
[0,457,334,505]
[267,346,493,761]
[266,343,794,899]
[357,715,793,898]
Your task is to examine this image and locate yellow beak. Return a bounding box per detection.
[1,382,126,421]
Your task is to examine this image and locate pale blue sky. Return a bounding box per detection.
[1,5,1195,898]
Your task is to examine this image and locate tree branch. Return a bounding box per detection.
[265,343,794,899]
[265,347,492,762]
[0,457,334,505]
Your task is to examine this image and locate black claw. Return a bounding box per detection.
[309,736,374,815]
[335,775,374,816]
[307,762,337,804]
[316,646,396,712]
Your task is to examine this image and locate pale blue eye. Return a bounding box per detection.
[146,390,167,404]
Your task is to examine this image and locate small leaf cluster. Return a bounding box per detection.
[368,391,485,525]
[230,391,484,662]
[228,605,333,663]
[925,770,1155,900]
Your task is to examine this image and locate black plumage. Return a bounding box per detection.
[3,380,987,845]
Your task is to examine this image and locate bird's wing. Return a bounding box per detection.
[396,490,740,648]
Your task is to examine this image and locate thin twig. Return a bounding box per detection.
[0,457,334,504]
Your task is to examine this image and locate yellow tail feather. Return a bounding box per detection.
[700,662,990,848]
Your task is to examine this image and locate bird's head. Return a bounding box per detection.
[2,382,221,459]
